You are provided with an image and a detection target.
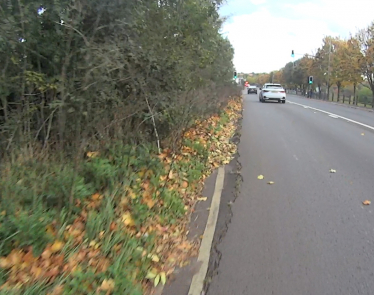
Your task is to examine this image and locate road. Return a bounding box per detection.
[207,92,374,295]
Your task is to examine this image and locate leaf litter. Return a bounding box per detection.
[0,96,243,294]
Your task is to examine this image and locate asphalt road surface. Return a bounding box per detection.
[207,92,374,295]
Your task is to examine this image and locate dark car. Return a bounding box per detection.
[247,85,257,94]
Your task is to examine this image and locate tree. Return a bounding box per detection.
[340,36,364,104]
[313,36,337,100]
[356,22,374,107]
[0,0,238,157]
[331,38,348,101]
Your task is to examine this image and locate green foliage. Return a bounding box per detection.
[358,87,373,103]
[0,0,238,156]
[0,208,54,256]
[63,268,104,295]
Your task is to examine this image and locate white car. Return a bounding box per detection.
[259,83,286,103]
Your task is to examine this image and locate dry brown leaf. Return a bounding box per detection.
[91,193,102,201]
[110,222,117,232]
[98,279,115,292]
[363,200,371,205]
[122,212,135,227]
[30,265,44,279]
[47,285,64,295]
[197,197,207,201]
[7,249,23,267]
[144,198,156,209]
[50,241,64,253]
[86,151,99,158]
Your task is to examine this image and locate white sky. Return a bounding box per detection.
[219,0,374,73]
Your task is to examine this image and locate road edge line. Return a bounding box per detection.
[288,100,374,131]
[188,166,225,295]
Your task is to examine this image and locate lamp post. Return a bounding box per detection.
[326,39,332,101]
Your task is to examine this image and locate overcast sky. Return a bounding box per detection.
[219,0,374,73]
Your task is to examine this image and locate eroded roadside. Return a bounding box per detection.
[203,108,243,294]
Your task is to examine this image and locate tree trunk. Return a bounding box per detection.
[353,83,357,105]
[337,83,341,102]
[318,83,322,99]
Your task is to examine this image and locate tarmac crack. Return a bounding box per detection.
[203,108,243,295]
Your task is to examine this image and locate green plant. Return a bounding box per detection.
[85,196,116,242]
[0,208,54,256]
[63,268,104,295]
[83,158,119,191]
[159,190,185,224]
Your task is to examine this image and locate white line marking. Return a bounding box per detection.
[329,114,339,118]
[189,167,225,295]
[288,100,374,131]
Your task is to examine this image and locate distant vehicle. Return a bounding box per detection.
[259,83,286,103]
[247,85,257,94]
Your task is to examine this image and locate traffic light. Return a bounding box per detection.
[234,71,237,79]
[291,50,294,58]
[308,76,313,84]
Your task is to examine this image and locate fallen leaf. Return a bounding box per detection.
[197,197,207,201]
[122,212,135,227]
[267,181,274,185]
[99,279,115,292]
[30,265,44,279]
[147,254,160,262]
[86,151,99,158]
[146,270,157,280]
[41,248,52,260]
[257,175,264,180]
[110,222,117,231]
[48,284,64,295]
[154,274,161,287]
[160,272,167,285]
[329,169,336,173]
[361,133,365,136]
[144,198,156,209]
[50,240,64,253]
[363,200,371,205]
[0,257,9,269]
[91,193,101,201]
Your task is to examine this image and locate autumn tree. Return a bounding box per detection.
[331,38,348,101]
[313,36,337,99]
[339,36,364,104]
[356,22,374,106]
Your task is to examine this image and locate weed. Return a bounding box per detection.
[0,207,54,256]
[63,268,104,295]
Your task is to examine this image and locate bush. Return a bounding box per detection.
[358,87,373,104]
